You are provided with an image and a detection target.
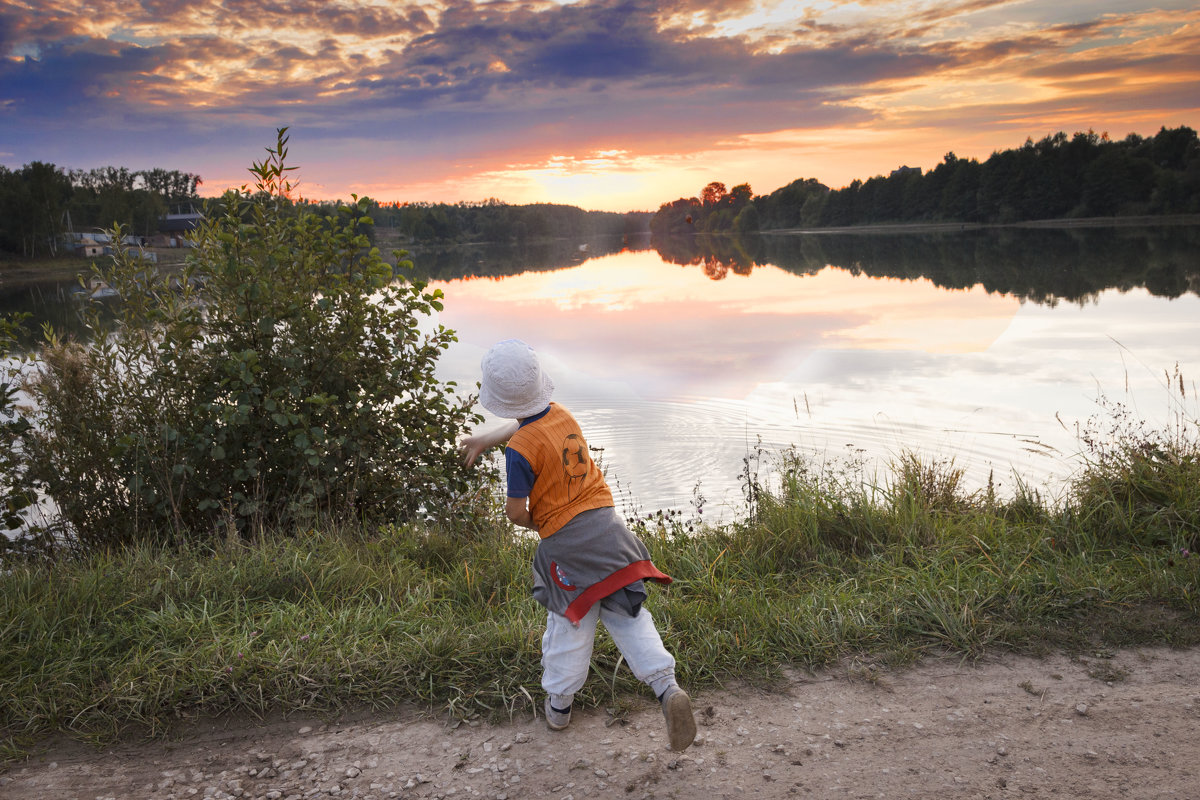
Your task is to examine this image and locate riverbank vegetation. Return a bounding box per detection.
[1,399,1197,761]
[651,126,1200,235]
[2,131,1197,764]
[2,130,483,555]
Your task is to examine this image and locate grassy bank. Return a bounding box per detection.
[2,437,1198,764]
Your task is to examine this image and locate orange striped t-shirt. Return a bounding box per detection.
[507,403,614,538]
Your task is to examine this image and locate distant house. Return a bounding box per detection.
[890,165,922,178]
[154,204,204,248]
[64,231,158,263]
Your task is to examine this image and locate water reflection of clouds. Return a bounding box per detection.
[431,250,1200,514]
[434,250,1021,400]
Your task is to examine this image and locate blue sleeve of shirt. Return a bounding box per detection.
[505,447,535,498]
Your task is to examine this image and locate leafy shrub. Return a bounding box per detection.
[0,315,36,530]
[22,130,484,548]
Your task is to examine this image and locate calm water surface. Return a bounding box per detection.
[5,226,1198,523]
[426,227,1200,518]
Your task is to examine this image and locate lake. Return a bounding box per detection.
[420,224,1200,518]
[4,223,1199,523]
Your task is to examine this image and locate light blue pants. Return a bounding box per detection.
[541,604,677,710]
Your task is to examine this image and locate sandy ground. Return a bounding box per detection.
[3,647,1199,800]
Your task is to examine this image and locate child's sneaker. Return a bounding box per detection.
[660,685,697,751]
[544,696,571,731]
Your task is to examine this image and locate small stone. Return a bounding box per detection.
[299,726,313,734]
[1075,704,1089,716]
[997,745,1008,757]
[345,767,361,778]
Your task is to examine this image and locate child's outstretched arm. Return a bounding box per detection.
[459,420,520,468]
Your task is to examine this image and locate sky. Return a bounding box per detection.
[2,0,1199,211]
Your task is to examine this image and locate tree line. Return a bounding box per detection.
[0,164,203,257]
[7,124,1196,262]
[651,126,1200,235]
[0,157,649,260]
[367,199,649,245]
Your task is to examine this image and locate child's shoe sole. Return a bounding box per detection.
[662,687,697,751]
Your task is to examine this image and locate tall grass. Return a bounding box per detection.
[2,406,1199,762]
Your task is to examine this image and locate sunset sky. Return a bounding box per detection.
[2,0,1198,211]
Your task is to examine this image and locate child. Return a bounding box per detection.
[460,339,697,751]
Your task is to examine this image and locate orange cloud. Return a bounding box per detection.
[4,1,1197,211]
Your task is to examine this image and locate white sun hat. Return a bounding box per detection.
[479,338,555,419]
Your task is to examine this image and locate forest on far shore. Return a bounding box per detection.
[0,159,646,259]
[650,126,1200,236]
[3,125,1199,261]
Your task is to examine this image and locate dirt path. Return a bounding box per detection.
[4,647,1199,800]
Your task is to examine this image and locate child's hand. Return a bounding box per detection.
[458,421,520,468]
[459,435,489,468]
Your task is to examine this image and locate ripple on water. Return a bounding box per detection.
[563,394,1076,520]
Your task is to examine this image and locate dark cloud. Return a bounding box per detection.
[0,0,1085,132]
[1,0,1196,198]
[1,38,170,108]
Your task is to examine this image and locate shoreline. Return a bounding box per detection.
[760,213,1200,235]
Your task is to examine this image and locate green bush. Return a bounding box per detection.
[0,314,37,534]
[22,130,485,548]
